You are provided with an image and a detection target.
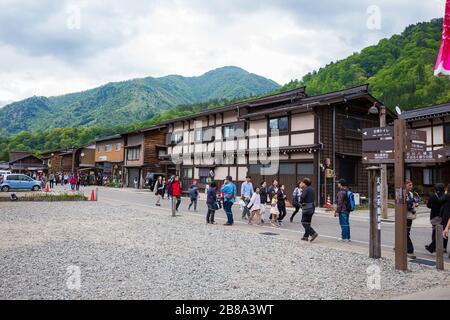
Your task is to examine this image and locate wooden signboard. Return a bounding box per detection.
[363,152,395,164]
[362,127,394,139]
[362,139,395,152]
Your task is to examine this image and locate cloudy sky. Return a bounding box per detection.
[0,0,445,106]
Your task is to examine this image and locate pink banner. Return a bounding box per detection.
[435,0,450,76]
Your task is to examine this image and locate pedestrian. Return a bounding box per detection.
[259,181,269,224]
[290,181,302,222]
[276,184,287,226]
[270,196,279,227]
[69,174,76,191]
[206,182,218,224]
[48,173,55,189]
[268,180,279,221]
[221,176,237,226]
[425,183,445,254]
[405,179,420,259]
[240,176,254,219]
[247,186,262,226]
[299,178,318,242]
[188,179,199,211]
[154,176,165,206]
[334,179,351,242]
[133,177,138,189]
[64,173,69,186]
[167,175,174,200]
[438,184,450,256]
[161,177,167,199]
[76,174,80,191]
[171,175,182,212]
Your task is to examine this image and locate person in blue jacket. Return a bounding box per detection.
[221,176,237,226]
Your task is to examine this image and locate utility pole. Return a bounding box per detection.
[379,105,389,220]
[394,119,407,271]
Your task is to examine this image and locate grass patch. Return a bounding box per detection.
[4,193,88,202]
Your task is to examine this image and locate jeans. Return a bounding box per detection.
[206,204,215,223]
[278,203,287,222]
[49,180,54,188]
[302,212,316,238]
[224,201,234,225]
[407,219,414,254]
[175,197,181,211]
[70,183,75,191]
[189,198,198,210]
[339,212,351,240]
[242,197,250,218]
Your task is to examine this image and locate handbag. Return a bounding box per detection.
[213,200,222,210]
[302,202,314,215]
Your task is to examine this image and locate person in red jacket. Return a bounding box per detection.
[171,175,182,212]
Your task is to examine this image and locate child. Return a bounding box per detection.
[270,196,279,227]
[247,187,262,226]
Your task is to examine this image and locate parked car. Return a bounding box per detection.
[0,174,43,192]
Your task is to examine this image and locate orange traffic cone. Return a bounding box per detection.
[326,194,331,209]
[90,189,96,201]
[45,183,50,193]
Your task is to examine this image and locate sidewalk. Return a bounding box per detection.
[391,286,450,300]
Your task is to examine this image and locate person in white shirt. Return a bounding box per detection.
[247,187,262,226]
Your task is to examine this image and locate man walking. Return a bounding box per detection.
[188,179,199,211]
[240,176,254,219]
[334,179,351,242]
[221,176,237,226]
[171,176,182,212]
[299,178,318,242]
[405,179,420,259]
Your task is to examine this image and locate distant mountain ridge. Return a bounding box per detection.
[0,66,280,135]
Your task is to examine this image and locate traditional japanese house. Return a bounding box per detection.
[163,85,395,205]
[8,151,47,174]
[122,125,168,188]
[42,146,95,176]
[400,103,450,196]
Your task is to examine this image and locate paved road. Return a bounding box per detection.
[92,187,449,262]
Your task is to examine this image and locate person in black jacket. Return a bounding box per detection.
[300,178,318,242]
[439,184,450,255]
[259,181,268,223]
[206,182,218,224]
[276,184,287,226]
[425,183,445,253]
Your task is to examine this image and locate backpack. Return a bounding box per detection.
[347,190,356,212]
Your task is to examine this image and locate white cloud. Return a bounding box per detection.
[0,0,446,106]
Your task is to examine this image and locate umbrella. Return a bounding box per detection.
[435,0,450,76]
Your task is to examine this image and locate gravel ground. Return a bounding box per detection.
[0,202,449,300]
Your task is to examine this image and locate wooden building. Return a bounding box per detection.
[8,151,47,174]
[42,146,95,176]
[122,126,168,188]
[94,135,124,184]
[400,103,450,196]
[163,85,395,205]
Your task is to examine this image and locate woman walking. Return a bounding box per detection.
[425,183,445,254]
[290,181,303,222]
[276,184,287,226]
[259,181,269,224]
[188,180,199,211]
[270,196,279,227]
[206,182,218,224]
[154,176,165,207]
[247,186,262,226]
[171,176,182,212]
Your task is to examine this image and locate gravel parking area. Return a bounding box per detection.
[0,202,448,300]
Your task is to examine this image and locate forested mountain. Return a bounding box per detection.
[295,18,449,110]
[0,66,280,135]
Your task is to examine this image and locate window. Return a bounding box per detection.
[269,117,289,133]
[127,148,140,161]
[445,124,450,144]
[171,132,183,144]
[105,144,112,152]
[339,158,357,185]
[199,168,211,183]
[405,169,411,181]
[97,145,102,152]
[297,163,314,175]
[19,175,32,181]
[423,168,440,186]
[343,117,362,131]
[280,163,296,174]
[223,125,235,139]
[115,143,121,151]
[182,168,193,179]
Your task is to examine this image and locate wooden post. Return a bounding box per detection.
[394,119,408,270]
[171,195,175,217]
[379,105,388,220]
[436,224,444,270]
[368,166,382,259]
